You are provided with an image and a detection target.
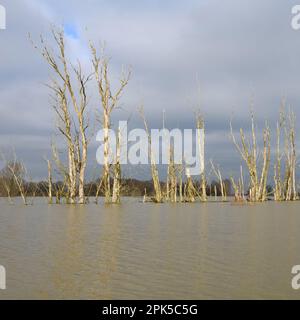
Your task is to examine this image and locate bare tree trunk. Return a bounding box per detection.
[214,185,217,201]
[258,127,271,201]
[143,188,147,203]
[185,168,196,203]
[103,112,111,203]
[210,160,227,201]
[90,44,130,205]
[138,107,163,203]
[166,165,170,201]
[95,177,104,204]
[178,164,183,203]
[231,177,243,202]
[274,119,283,201]
[240,165,245,200]
[46,159,53,204]
[196,115,207,202]
[168,146,177,203]
[289,111,297,201]
[77,123,88,205]
[112,127,121,204]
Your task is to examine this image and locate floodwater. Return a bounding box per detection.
[0,198,300,299]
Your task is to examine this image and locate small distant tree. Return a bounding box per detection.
[0,162,17,202]
[0,159,28,205]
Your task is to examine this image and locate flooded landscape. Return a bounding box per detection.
[1,199,300,300]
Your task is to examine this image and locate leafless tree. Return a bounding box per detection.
[32,28,91,204]
[210,160,227,201]
[230,111,271,202]
[196,114,207,202]
[138,106,163,203]
[112,127,121,204]
[90,44,131,204]
[274,106,298,201]
[45,158,53,204]
[6,158,28,205]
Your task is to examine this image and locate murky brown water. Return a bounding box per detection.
[0,198,300,299]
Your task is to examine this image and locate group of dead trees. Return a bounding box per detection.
[30,28,130,205]
[0,150,50,205]
[230,105,298,203]
[1,28,298,205]
[140,109,208,204]
[0,157,29,204]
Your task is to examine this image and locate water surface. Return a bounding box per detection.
[0,198,300,299]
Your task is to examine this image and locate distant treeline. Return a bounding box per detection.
[0,163,234,198]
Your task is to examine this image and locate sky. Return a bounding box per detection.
[0,0,300,181]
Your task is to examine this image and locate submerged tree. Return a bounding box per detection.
[90,44,131,204]
[32,28,90,204]
[112,127,122,204]
[274,106,298,201]
[138,106,163,203]
[230,166,246,202]
[210,160,227,201]
[230,112,271,202]
[46,158,53,204]
[196,114,207,202]
[1,155,29,205]
[184,167,196,202]
[0,161,17,203]
[166,145,177,202]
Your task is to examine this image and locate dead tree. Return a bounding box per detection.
[168,146,177,203]
[274,107,298,201]
[52,86,77,203]
[210,160,227,201]
[288,111,297,200]
[230,177,243,202]
[7,158,28,205]
[46,159,53,204]
[230,165,246,202]
[184,168,196,202]
[1,179,13,204]
[165,164,170,201]
[0,158,14,204]
[274,108,284,201]
[90,44,131,204]
[112,127,121,204]
[196,114,207,201]
[32,28,90,204]
[230,112,271,202]
[138,107,163,203]
[240,165,245,200]
[177,163,184,202]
